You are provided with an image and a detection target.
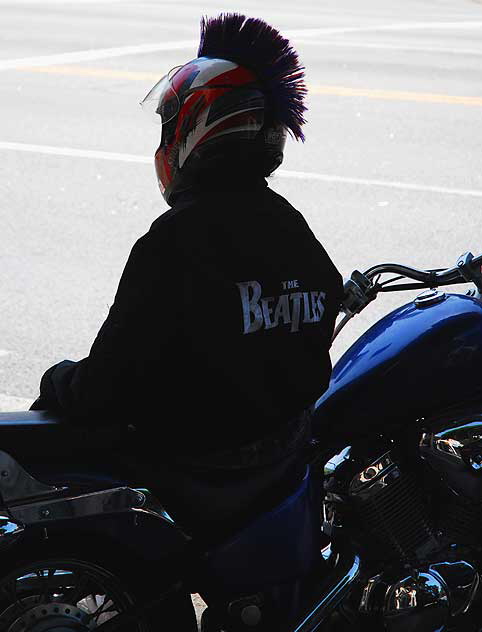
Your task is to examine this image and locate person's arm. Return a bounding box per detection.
[33,226,178,425]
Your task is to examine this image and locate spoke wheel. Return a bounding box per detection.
[0,558,148,632]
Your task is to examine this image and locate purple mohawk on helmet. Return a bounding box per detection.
[198,13,307,141]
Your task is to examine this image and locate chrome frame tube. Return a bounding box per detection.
[8,486,178,531]
[291,551,360,632]
[0,451,180,533]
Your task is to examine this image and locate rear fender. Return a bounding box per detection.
[0,449,190,566]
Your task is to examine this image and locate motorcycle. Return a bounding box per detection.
[1,250,482,631]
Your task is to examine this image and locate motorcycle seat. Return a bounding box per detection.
[0,411,133,484]
[0,410,62,428]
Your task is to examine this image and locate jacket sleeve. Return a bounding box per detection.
[37,226,179,425]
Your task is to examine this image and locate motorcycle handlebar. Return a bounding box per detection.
[364,262,458,284]
[364,252,482,288]
[334,251,482,341]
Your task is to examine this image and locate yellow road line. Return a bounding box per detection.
[309,85,482,106]
[21,65,159,81]
[18,65,482,107]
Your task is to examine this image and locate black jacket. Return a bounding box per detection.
[37,179,343,459]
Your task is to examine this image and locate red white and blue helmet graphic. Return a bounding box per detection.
[140,57,265,203]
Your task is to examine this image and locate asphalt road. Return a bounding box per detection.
[1,0,482,410]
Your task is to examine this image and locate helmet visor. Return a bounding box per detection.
[140,65,183,124]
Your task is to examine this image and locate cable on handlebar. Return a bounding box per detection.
[364,263,430,282]
[332,312,353,343]
[378,282,439,293]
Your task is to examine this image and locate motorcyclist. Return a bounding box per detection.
[32,13,343,630]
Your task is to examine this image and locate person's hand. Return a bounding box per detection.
[29,396,48,411]
[31,360,73,412]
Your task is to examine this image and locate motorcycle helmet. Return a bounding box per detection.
[140,14,307,204]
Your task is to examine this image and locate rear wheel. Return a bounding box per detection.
[0,557,150,632]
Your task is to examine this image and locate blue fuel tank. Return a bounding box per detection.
[314,293,482,438]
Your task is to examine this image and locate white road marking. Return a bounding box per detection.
[298,39,482,56]
[0,350,11,358]
[0,394,33,412]
[0,40,198,71]
[0,141,151,164]
[11,0,128,3]
[286,21,482,38]
[2,21,482,70]
[277,169,482,198]
[1,141,482,199]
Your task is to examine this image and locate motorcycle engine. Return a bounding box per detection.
[323,430,482,631]
[420,411,482,546]
[323,444,438,561]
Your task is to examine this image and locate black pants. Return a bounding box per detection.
[129,411,311,540]
[127,448,307,631]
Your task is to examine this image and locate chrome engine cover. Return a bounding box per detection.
[384,570,449,632]
[360,560,479,632]
[420,411,482,500]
